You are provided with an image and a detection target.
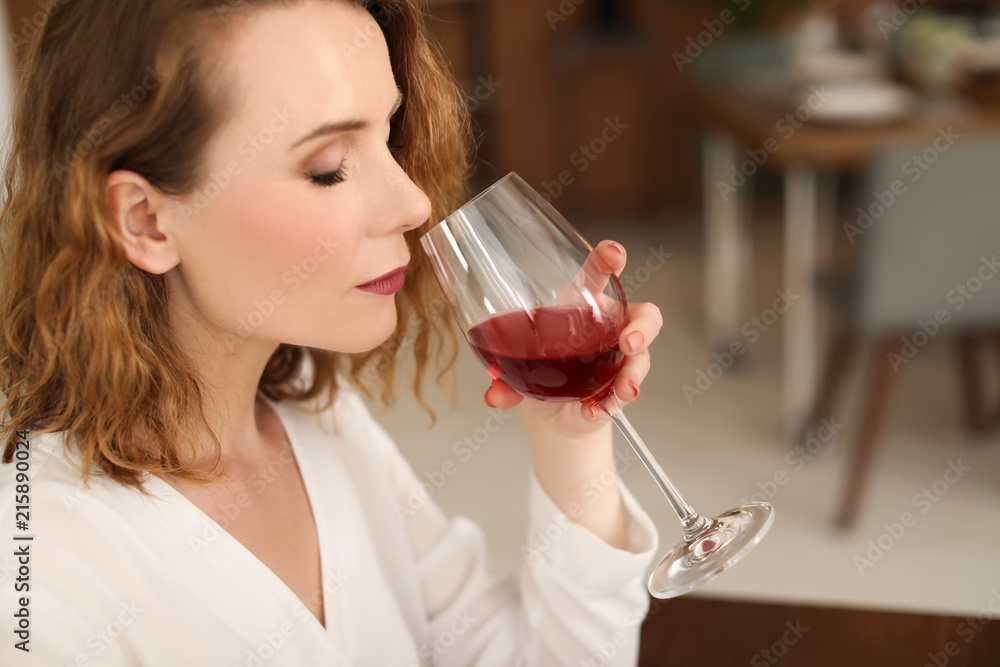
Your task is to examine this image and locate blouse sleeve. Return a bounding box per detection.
[338,388,660,666]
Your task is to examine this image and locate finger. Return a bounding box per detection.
[613,349,652,403]
[581,401,608,422]
[618,301,664,355]
[558,240,627,304]
[578,239,627,296]
[484,378,523,410]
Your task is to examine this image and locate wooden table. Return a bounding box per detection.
[690,81,1000,436]
[639,595,1000,666]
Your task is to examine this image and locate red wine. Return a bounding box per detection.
[467,306,624,402]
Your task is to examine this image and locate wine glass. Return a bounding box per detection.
[419,172,774,599]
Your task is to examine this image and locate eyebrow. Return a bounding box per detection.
[289,86,404,150]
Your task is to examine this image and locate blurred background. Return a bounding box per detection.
[4,0,999,659]
[360,0,1000,626]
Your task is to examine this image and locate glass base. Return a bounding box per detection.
[648,502,775,599]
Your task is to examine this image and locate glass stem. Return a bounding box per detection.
[602,390,713,543]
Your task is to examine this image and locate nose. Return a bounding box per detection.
[381,158,432,234]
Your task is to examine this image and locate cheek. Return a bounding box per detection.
[232,189,343,270]
[184,191,344,302]
[177,183,397,352]
[221,188,358,310]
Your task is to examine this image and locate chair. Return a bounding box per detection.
[802,133,1000,528]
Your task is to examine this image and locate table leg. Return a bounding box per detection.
[815,172,838,271]
[784,166,819,437]
[703,131,747,353]
[814,172,838,384]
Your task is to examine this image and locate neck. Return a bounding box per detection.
[165,279,285,468]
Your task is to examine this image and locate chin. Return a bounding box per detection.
[325,306,399,354]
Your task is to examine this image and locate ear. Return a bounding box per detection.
[105,170,181,275]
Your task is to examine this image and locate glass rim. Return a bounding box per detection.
[420,171,519,239]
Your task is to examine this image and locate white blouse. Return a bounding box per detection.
[0,383,658,666]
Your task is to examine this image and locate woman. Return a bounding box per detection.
[0,0,663,664]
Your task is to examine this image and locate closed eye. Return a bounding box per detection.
[307,169,345,187]
[306,141,406,188]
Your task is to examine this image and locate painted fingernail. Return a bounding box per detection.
[626,331,643,353]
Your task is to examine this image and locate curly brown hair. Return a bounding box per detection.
[0,0,470,491]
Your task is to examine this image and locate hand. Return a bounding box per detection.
[482,240,664,438]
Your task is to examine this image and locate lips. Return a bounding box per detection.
[357,265,408,295]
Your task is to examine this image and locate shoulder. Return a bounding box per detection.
[0,429,196,590]
[0,430,158,552]
[0,432,167,631]
[0,430,110,519]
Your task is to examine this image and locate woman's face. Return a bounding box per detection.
[166,1,431,354]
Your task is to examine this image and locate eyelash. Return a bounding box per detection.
[308,170,346,187]
[307,142,407,188]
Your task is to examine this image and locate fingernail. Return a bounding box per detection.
[484,389,496,408]
[608,242,625,256]
[628,380,641,400]
[626,331,643,353]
